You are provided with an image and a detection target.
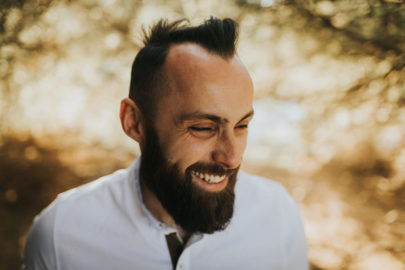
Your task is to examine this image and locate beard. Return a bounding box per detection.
[139,124,239,234]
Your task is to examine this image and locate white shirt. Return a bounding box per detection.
[24,157,308,270]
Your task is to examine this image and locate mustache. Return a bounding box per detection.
[186,162,239,176]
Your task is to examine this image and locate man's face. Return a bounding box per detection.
[140,43,254,233]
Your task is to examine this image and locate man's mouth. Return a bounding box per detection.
[191,170,226,184]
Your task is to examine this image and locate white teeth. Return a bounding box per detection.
[192,170,226,184]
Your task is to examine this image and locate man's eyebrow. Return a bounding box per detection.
[179,112,225,124]
[238,110,254,123]
[178,110,254,124]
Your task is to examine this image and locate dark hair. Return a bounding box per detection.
[129,17,239,121]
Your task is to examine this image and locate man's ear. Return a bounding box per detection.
[120,98,145,143]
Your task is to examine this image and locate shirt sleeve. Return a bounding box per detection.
[24,200,58,270]
[282,196,309,270]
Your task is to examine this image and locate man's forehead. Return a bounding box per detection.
[157,42,254,124]
[163,43,248,93]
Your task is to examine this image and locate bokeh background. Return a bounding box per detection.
[1,0,405,269]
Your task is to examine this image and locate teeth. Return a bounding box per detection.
[192,170,226,184]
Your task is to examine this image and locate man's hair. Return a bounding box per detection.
[129,17,239,121]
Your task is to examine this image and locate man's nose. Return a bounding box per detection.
[211,130,242,169]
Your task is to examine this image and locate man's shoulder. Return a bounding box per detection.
[33,166,132,224]
[31,165,136,235]
[24,162,145,269]
[57,167,130,205]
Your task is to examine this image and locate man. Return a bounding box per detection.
[24,17,308,269]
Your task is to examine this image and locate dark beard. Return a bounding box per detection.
[139,124,239,234]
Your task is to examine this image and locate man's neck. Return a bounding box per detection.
[140,180,191,242]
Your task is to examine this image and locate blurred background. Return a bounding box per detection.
[1,0,405,269]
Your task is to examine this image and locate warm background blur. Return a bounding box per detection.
[1,0,405,269]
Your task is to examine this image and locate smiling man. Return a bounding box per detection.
[24,18,308,270]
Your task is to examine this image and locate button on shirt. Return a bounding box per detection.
[24,157,308,270]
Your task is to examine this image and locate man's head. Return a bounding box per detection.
[120,17,254,234]
[128,17,239,122]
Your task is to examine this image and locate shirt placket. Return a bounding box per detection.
[174,246,190,270]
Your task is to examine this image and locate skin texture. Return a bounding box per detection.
[120,43,254,238]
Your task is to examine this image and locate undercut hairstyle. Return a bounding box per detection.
[129,17,239,121]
